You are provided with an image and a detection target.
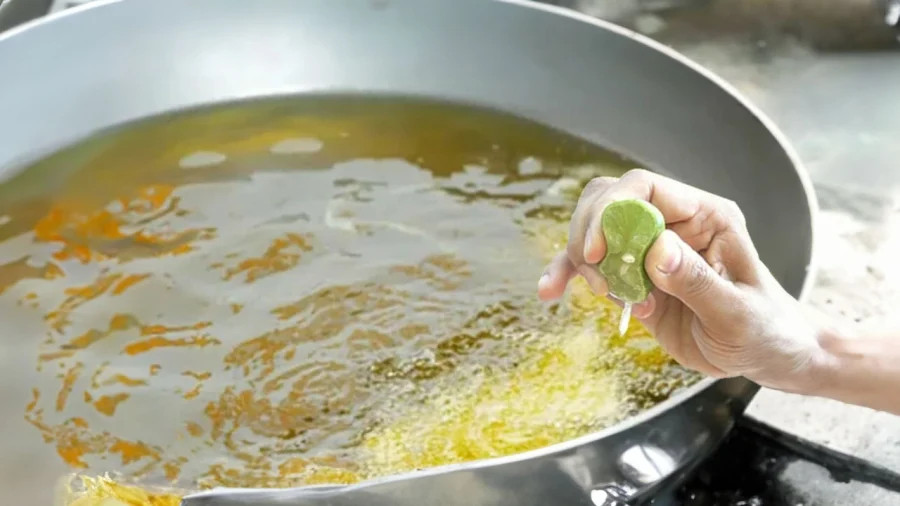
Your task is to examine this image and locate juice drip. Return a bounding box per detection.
[619,302,632,336]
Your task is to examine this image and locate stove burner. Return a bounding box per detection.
[652,417,900,506]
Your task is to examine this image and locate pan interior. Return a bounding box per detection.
[0,96,700,496]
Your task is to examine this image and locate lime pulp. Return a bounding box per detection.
[598,199,665,304]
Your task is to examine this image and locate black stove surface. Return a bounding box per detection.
[659,417,900,506]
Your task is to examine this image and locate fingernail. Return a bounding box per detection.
[656,231,682,275]
[583,234,594,261]
[633,294,655,319]
[538,273,551,290]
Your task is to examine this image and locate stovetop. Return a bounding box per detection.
[667,418,900,506]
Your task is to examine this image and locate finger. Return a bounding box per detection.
[650,306,729,377]
[614,169,727,226]
[582,224,608,266]
[567,177,617,267]
[636,288,672,329]
[578,176,618,202]
[645,230,741,316]
[606,294,624,308]
[631,293,655,319]
[658,331,730,377]
[582,169,743,262]
[577,264,609,296]
[538,252,576,301]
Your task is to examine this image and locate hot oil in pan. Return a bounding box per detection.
[0,97,700,501]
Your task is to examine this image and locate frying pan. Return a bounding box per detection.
[0,0,815,504]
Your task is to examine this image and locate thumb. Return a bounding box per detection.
[646,230,737,314]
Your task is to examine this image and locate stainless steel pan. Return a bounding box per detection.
[0,0,815,504]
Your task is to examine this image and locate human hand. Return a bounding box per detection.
[537,169,823,392]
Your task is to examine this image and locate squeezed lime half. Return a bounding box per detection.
[599,199,665,304]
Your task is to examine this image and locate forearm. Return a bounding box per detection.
[801,330,900,414]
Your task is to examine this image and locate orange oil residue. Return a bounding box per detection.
[93,393,130,416]
[123,335,220,356]
[112,274,151,295]
[34,207,120,264]
[203,387,320,442]
[110,313,137,331]
[185,422,204,437]
[277,457,308,475]
[163,461,182,482]
[44,262,65,279]
[39,350,76,362]
[182,371,211,381]
[12,179,246,488]
[56,362,84,412]
[102,374,148,388]
[181,371,211,400]
[29,183,207,268]
[182,386,202,400]
[0,257,53,295]
[389,253,472,291]
[89,363,109,390]
[33,207,73,242]
[168,243,194,256]
[46,274,124,332]
[269,283,401,321]
[221,329,294,377]
[222,233,312,283]
[31,387,167,472]
[139,321,211,336]
[25,413,107,469]
[72,211,125,241]
[64,330,106,352]
[110,439,159,465]
[58,445,89,469]
[134,184,175,211]
[25,388,39,412]
[60,314,139,354]
[62,275,123,301]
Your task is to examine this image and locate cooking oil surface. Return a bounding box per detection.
[0,97,699,501]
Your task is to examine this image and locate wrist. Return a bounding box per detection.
[794,327,900,414]
[761,335,835,396]
[792,327,845,397]
[752,304,836,396]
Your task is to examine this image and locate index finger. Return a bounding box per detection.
[581,169,729,264]
[565,176,617,268]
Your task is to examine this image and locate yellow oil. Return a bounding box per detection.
[0,97,699,505]
[61,476,181,506]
